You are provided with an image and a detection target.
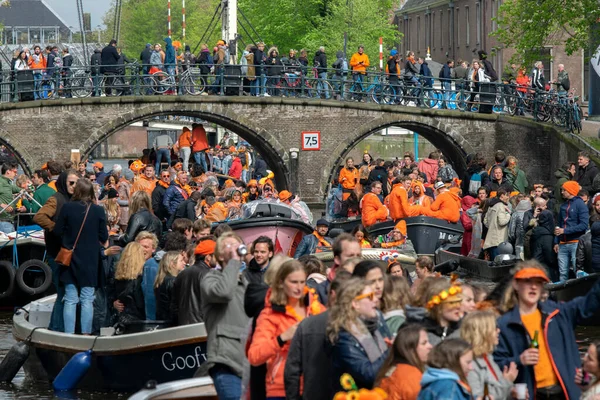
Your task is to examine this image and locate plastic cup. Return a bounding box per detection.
[515,383,527,400]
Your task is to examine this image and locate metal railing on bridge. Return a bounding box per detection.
[1,63,584,135]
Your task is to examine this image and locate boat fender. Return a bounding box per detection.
[15,260,53,296]
[0,260,15,300]
[433,259,460,275]
[0,340,30,382]
[53,349,93,391]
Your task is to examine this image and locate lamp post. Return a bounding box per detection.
[96,25,101,43]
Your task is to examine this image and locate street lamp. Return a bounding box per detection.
[96,25,101,43]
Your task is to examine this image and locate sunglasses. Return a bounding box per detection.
[68,180,77,186]
[162,175,170,178]
[354,291,375,301]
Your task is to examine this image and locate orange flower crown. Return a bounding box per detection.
[426,285,463,309]
[334,374,388,400]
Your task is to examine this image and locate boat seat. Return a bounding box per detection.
[250,203,292,219]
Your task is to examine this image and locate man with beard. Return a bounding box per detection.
[173,238,216,325]
[294,219,332,259]
[243,236,274,285]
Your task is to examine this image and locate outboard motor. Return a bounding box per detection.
[494,241,517,264]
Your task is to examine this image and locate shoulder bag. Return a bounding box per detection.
[55,204,91,267]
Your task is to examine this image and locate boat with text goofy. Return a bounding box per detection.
[11,294,208,392]
[216,200,314,256]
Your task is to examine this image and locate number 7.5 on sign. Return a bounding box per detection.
[301,131,321,151]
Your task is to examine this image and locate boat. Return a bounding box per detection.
[13,294,209,392]
[128,377,217,400]
[217,201,313,257]
[314,244,418,272]
[328,217,362,234]
[546,273,600,302]
[435,248,516,282]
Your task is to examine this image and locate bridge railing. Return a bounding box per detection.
[1,63,583,134]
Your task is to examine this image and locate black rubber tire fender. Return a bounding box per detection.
[15,259,52,296]
[0,260,15,300]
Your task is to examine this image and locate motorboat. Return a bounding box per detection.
[314,244,418,272]
[128,377,217,400]
[217,201,313,257]
[13,294,209,392]
[435,248,516,282]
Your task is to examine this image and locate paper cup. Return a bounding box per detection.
[515,383,527,400]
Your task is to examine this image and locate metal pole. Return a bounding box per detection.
[413,132,419,160]
[182,0,186,48]
[168,0,172,38]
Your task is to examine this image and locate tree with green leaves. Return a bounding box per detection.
[492,0,600,65]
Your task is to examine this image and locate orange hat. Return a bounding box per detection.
[41,163,48,170]
[247,179,258,187]
[172,40,182,48]
[93,161,103,168]
[224,179,235,188]
[194,240,216,256]
[562,181,580,197]
[514,267,550,282]
[130,160,145,173]
[392,220,407,237]
[217,40,226,46]
[229,146,236,153]
[279,190,293,202]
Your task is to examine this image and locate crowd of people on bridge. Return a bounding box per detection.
[3,119,600,399]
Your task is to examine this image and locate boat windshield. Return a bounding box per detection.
[240,200,307,222]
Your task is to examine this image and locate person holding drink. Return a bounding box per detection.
[494,260,600,400]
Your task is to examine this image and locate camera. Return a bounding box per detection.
[237,244,248,257]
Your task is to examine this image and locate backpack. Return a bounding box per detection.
[53,53,63,69]
[562,77,570,91]
[333,187,344,216]
[223,48,231,64]
[342,59,349,75]
[468,171,483,196]
[205,53,214,68]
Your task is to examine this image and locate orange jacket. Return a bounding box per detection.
[361,192,388,227]
[423,190,461,223]
[191,125,209,152]
[338,167,360,190]
[388,183,412,220]
[247,289,326,398]
[379,363,423,400]
[28,54,47,71]
[204,202,228,223]
[408,181,432,216]
[178,128,192,148]
[131,176,157,196]
[350,52,370,74]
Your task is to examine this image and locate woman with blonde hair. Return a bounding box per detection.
[327,278,391,389]
[154,251,186,323]
[495,260,600,400]
[121,190,162,244]
[247,259,325,399]
[381,276,412,334]
[103,189,121,233]
[113,242,147,323]
[377,324,433,400]
[460,310,517,399]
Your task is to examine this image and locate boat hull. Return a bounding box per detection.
[225,217,313,257]
[547,273,600,326]
[14,295,209,392]
[314,246,418,272]
[435,249,515,282]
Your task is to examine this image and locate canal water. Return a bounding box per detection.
[0,307,599,399]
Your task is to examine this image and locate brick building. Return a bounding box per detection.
[395,0,591,107]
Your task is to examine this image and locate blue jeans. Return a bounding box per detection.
[0,221,14,234]
[352,73,365,99]
[557,242,578,282]
[155,148,171,173]
[318,72,330,99]
[442,81,452,108]
[194,151,208,172]
[259,74,267,95]
[48,256,65,331]
[210,366,242,400]
[33,73,43,99]
[63,284,95,334]
[92,74,101,96]
[142,258,159,320]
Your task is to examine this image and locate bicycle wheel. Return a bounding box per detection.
[151,71,170,94]
[370,84,395,105]
[71,75,93,98]
[341,81,354,101]
[183,73,206,95]
[574,105,582,134]
[551,104,567,127]
[505,93,517,116]
[112,76,125,96]
[423,90,439,108]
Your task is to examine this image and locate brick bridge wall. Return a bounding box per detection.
[0,96,587,203]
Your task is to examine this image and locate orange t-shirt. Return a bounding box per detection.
[178,130,192,148]
[521,309,558,389]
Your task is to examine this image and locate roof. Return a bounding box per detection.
[398,0,448,13]
[0,0,71,30]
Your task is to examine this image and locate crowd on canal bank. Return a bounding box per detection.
[3,119,600,399]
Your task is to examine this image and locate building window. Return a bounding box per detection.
[525,47,552,81]
[476,2,481,45]
[466,6,470,47]
[448,10,452,50]
[456,8,460,47]
[417,17,420,52]
[583,52,590,102]
[431,12,435,49]
[440,11,444,49]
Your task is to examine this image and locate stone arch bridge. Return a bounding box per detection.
[0,96,586,203]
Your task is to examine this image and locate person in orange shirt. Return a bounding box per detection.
[377,324,433,400]
[388,176,415,220]
[360,181,389,228]
[409,180,432,216]
[131,164,158,196]
[422,181,461,223]
[191,123,209,172]
[178,127,193,173]
[380,220,408,248]
[349,45,370,101]
[338,157,360,201]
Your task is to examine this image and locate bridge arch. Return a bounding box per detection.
[0,129,33,174]
[324,117,472,197]
[82,103,291,190]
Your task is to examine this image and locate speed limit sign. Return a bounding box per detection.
[301,131,321,151]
